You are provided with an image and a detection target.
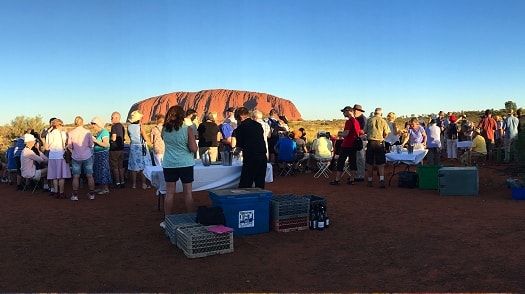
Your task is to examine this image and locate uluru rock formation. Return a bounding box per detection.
[127,89,302,123]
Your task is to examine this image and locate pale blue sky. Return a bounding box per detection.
[1,0,523,125]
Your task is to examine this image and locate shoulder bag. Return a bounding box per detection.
[354,137,363,151]
[61,131,72,164]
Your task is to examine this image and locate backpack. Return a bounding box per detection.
[268,118,282,137]
[447,123,458,140]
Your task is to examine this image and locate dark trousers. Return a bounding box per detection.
[239,154,267,189]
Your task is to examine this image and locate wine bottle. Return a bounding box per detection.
[317,204,325,231]
[322,204,330,228]
[309,205,317,230]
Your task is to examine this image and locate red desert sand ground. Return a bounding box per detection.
[1,160,525,292]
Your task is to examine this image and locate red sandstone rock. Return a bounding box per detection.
[127,89,302,123]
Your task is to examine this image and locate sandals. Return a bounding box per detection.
[329,180,340,185]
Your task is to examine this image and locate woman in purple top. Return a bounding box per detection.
[402,117,427,150]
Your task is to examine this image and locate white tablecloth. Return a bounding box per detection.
[144,162,273,194]
[386,150,428,165]
[457,141,473,149]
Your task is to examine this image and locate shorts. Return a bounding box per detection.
[163,166,194,184]
[484,138,495,151]
[71,156,94,175]
[110,150,124,169]
[365,140,386,165]
[33,169,42,181]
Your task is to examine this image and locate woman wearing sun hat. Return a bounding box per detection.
[90,116,112,195]
[127,110,152,189]
[44,118,71,198]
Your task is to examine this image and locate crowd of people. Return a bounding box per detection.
[323,106,525,188]
[2,104,524,229]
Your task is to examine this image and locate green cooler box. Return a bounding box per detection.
[438,167,479,196]
[417,165,452,190]
[209,188,272,236]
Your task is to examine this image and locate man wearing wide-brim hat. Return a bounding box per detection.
[352,104,367,182]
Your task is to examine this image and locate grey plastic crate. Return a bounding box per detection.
[176,225,234,258]
[164,213,199,245]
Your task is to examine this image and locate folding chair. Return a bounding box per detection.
[22,177,41,194]
[295,155,309,173]
[7,169,17,185]
[342,160,352,178]
[314,159,332,178]
[278,161,296,176]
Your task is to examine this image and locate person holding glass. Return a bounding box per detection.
[127,110,152,189]
[160,106,198,229]
[402,117,427,151]
[91,117,112,195]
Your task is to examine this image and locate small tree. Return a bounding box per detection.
[505,101,517,113]
[0,115,46,144]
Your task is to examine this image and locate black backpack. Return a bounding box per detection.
[447,123,458,140]
[196,206,226,225]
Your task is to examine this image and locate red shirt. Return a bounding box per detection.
[477,116,497,141]
[341,117,361,148]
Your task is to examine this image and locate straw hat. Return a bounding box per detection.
[91,117,105,128]
[128,110,143,123]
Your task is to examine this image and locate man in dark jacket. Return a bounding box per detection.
[232,107,268,189]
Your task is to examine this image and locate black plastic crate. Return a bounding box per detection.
[301,194,327,208]
[270,194,310,220]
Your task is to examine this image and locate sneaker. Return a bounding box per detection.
[142,184,151,189]
[160,221,166,229]
[70,195,78,201]
[379,180,386,188]
[119,183,125,189]
[367,181,373,187]
[88,193,95,200]
[97,189,109,195]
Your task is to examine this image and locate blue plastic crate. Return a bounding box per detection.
[208,188,272,236]
[511,187,525,200]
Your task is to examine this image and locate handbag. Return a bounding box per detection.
[60,131,72,164]
[141,143,147,156]
[63,149,72,164]
[140,125,147,156]
[354,137,363,151]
